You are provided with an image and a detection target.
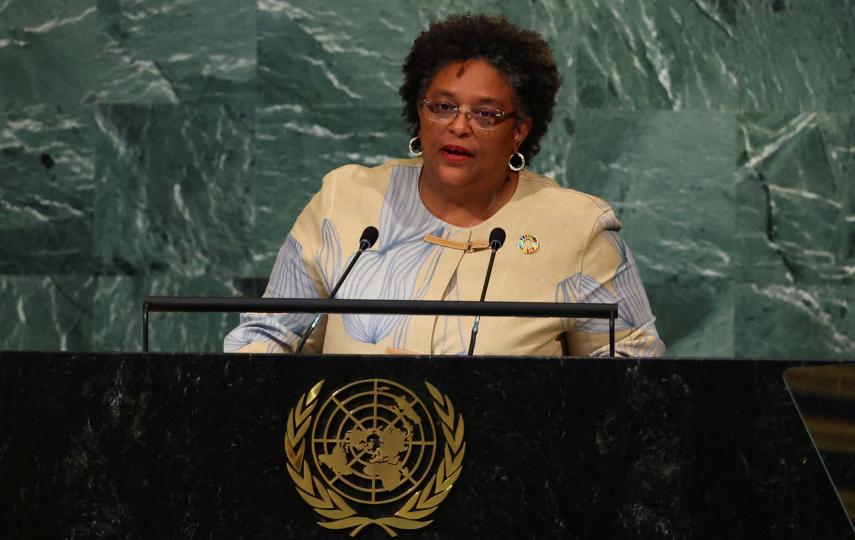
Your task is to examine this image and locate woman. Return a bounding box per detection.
[225,15,665,357]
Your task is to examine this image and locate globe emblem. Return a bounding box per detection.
[311,379,437,505]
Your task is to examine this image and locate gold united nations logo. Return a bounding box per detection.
[284,379,465,536]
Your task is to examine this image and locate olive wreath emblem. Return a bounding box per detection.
[284,380,466,537]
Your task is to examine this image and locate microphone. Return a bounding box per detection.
[468,227,506,355]
[296,226,379,353]
[357,226,379,252]
[488,227,506,251]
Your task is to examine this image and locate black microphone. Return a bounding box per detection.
[296,226,379,353]
[468,227,506,355]
[488,227,506,251]
[357,225,379,252]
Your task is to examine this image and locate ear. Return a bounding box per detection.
[513,117,533,151]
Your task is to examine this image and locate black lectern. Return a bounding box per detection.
[1,351,853,539]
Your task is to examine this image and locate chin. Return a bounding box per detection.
[433,167,478,189]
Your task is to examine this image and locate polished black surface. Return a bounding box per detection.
[1,352,852,539]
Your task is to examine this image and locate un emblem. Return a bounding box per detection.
[284,379,465,536]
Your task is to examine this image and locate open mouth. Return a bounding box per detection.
[440,145,474,161]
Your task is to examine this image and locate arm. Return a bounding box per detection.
[223,233,327,353]
[223,174,340,354]
[560,209,666,357]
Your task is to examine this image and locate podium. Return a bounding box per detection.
[2,351,853,538]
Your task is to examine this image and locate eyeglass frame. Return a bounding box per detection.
[419,98,520,131]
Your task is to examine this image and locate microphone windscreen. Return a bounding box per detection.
[489,227,506,250]
[359,226,379,250]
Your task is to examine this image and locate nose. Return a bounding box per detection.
[447,108,473,136]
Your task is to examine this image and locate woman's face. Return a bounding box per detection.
[418,60,531,192]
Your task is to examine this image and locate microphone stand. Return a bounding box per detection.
[296,227,378,353]
[468,228,505,355]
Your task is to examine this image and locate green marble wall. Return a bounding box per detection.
[1,0,852,357]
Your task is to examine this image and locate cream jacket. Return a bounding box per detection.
[225,159,665,357]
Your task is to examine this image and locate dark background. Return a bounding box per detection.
[1,352,852,538]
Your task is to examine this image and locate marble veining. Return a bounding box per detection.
[92,104,255,279]
[0,0,852,355]
[736,113,854,357]
[0,105,95,275]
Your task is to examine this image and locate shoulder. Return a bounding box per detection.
[324,158,421,181]
[518,170,617,228]
[321,158,421,192]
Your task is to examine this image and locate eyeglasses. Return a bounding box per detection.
[420,99,517,130]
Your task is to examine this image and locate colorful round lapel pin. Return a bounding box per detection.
[517,233,539,254]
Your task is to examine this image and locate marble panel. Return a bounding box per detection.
[92,103,255,278]
[0,104,95,274]
[258,1,575,107]
[575,0,855,112]
[575,0,740,111]
[568,109,738,356]
[735,112,854,358]
[0,275,93,351]
[0,0,104,107]
[736,283,853,359]
[736,0,855,112]
[93,0,256,104]
[529,83,578,183]
[2,0,852,358]
[92,274,240,353]
[258,1,410,108]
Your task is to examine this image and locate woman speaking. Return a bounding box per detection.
[225,15,665,357]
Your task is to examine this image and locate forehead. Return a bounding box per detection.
[425,60,514,105]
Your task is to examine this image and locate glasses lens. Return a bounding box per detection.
[422,100,505,130]
[472,108,499,129]
[424,100,455,121]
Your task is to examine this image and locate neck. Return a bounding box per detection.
[419,170,518,228]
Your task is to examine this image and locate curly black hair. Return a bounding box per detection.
[399,14,561,163]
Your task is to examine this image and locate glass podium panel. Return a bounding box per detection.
[785,365,855,534]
